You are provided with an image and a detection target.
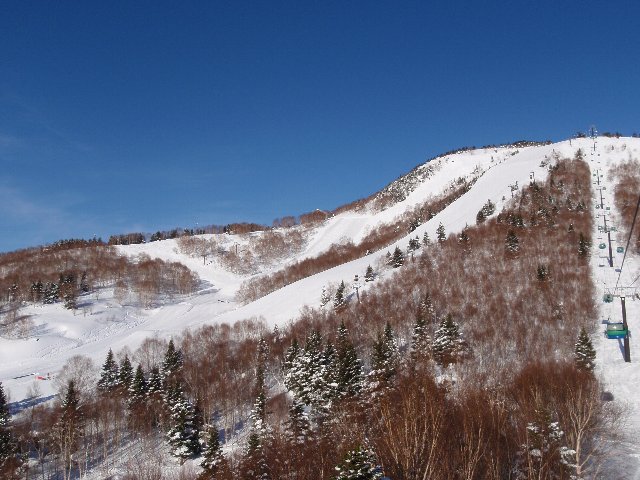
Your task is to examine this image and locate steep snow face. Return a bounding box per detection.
[2,138,639,418]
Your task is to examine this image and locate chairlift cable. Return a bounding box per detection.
[614,192,640,291]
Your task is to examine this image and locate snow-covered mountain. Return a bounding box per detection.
[1,136,639,477]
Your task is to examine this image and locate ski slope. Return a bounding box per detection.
[587,139,640,478]
[0,140,590,402]
[1,138,640,478]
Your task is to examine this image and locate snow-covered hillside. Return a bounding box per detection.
[2,137,640,477]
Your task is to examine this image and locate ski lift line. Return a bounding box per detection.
[614,192,640,291]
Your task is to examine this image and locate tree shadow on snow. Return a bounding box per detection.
[9,394,55,415]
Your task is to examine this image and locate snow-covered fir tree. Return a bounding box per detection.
[43,282,59,304]
[333,446,383,480]
[457,228,470,252]
[419,292,436,323]
[200,422,229,478]
[320,286,331,307]
[476,199,496,224]
[0,382,16,469]
[574,327,596,372]
[283,338,300,376]
[334,281,347,311]
[53,380,84,477]
[515,408,577,480]
[410,307,431,366]
[537,264,550,282]
[118,354,134,390]
[578,233,590,257]
[285,332,333,414]
[322,341,339,403]
[431,314,466,367]
[286,397,311,445]
[128,364,148,408]
[369,323,400,389]
[147,366,163,395]
[505,229,520,254]
[408,236,420,253]
[243,339,271,480]
[164,382,201,463]
[436,222,446,244]
[408,217,421,233]
[97,348,120,392]
[364,265,375,282]
[335,321,364,399]
[162,339,184,379]
[390,246,405,268]
[423,231,431,246]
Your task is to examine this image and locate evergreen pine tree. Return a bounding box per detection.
[420,292,436,323]
[333,446,383,480]
[408,236,420,252]
[391,246,405,268]
[480,199,496,220]
[162,339,183,379]
[147,366,163,395]
[286,397,311,445]
[436,223,446,244]
[505,229,520,254]
[43,282,59,304]
[335,321,363,399]
[128,364,148,408]
[574,327,596,372]
[118,354,134,391]
[243,339,271,480]
[578,233,590,257]
[322,341,338,401]
[369,323,399,388]
[165,383,201,463]
[364,265,375,282]
[320,286,331,307]
[200,423,228,478]
[54,380,84,477]
[431,314,466,367]
[334,281,347,311]
[457,228,470,249]
[285,331,335,415]
[515,407,577,479]
[410,308,431,366]
[63,292,77,310]
[97,349,120,392]
[537,264,550,282]
[283,338,300,375]
[423,231,431,246]
[0,382,16,468]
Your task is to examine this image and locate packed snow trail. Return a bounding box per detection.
[588,139,640,479]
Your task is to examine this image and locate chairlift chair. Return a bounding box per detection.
[605,322,628,339]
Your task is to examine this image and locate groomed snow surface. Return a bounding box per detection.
[1,137,639,478]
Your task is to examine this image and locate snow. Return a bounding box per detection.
[1,137,640,477]
[587,139,640,477]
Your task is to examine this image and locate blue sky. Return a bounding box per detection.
[1,1,639,252]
